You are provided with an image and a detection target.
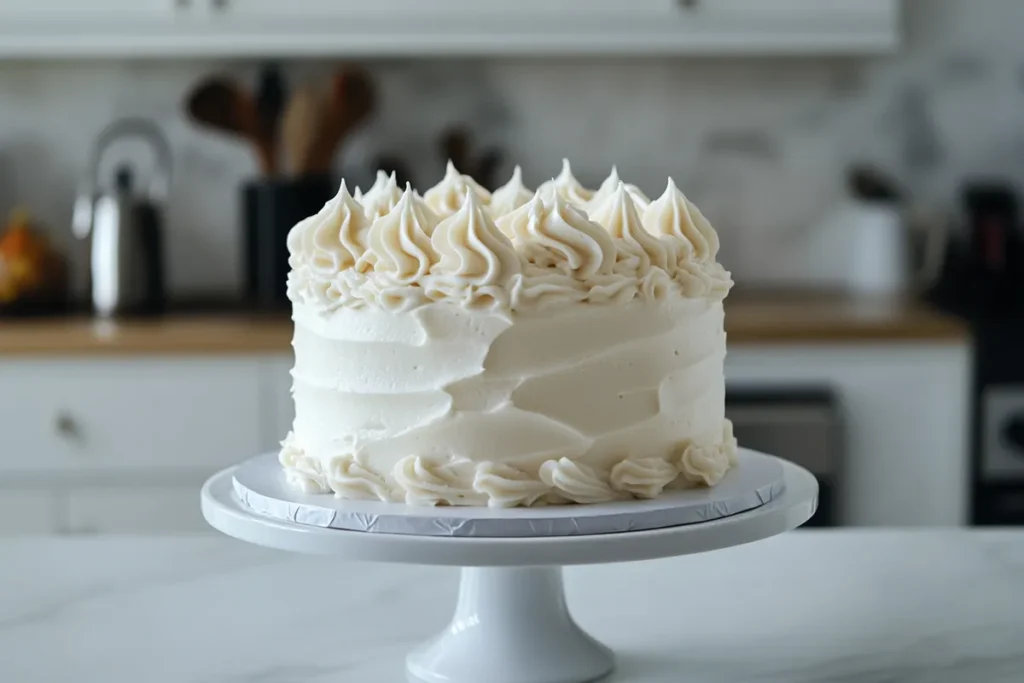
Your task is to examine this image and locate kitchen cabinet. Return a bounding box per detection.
[61,486,209,534]
[0,358,264,477]
[726,342,970,527]
[0,491,58,535]
[0,0,900,58]
[0,355,285,536]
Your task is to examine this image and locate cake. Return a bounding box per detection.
[280,160,737,507]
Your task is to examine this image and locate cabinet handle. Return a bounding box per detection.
[55,412,79,439]
[211,0,229,10]
[678,0,700,8]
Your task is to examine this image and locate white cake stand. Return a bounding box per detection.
[201,450,817,683]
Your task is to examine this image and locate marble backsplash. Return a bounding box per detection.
[1,0,1024,297]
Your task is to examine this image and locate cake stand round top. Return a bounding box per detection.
[201,449,818,567]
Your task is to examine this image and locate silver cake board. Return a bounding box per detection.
[231,449,786,538]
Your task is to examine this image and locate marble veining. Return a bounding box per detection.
[3,531,1024,682]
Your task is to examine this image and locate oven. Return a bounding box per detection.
[725,387,843,527]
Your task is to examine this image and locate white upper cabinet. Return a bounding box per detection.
[0,0,900,58]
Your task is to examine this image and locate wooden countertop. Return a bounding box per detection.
[0,294,968,357]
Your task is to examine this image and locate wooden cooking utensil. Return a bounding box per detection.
[186,77,275,175]
[281,85,324,177]
[255,64,287,171]
[303,68,377,175]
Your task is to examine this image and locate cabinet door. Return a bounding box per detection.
[62,486,209,534]
[0,490,58,535]
[0,358,264,477]
[0,1,179,22]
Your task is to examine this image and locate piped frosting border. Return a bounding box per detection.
[280,420,738,508]
[286,161,733,316]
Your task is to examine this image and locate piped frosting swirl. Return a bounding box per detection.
[536,159,594,205]
[286,161,733,313]
[488,165,534,219]
[423,160,492,218]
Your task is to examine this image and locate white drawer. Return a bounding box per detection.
[0,358,264,475]
[0,490,58,534]
[61,485,210,534]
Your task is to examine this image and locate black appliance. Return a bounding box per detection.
[926,182,1024,525]
[725,387,843,527]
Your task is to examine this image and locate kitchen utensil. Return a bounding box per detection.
[242,175,335,310]
[304,68,376,174]
[806,164,947,297]
[439,127,505,190]
[372,154,415,190]
[72,117,170,317]
[256,64,287,173]
[963,184,1018,279]
[282,85,325,177]
[186,77,274,175]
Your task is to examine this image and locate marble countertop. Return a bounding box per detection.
[3,530,1022,682]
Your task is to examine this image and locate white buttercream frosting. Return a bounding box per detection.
[589,182,670,274]
[423,160,492,218]
[488,165,534,219]
[536,159,594,205]
[362,185,441,284]
[280,161,737,507]
[498,194,616,279]
[642,178,721,263]
[588,166,650,213]
[361,171,404,221]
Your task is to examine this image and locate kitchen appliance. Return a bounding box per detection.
[925,181,1024,525]
[72,118,170,317]
[242,175,334,309]
[726,386,843,526]
[807,165,947,298]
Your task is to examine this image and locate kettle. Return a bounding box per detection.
[72,118,171,317]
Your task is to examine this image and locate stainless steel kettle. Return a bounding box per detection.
[72,118,171,317]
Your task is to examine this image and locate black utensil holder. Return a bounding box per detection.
[242,175,334,310]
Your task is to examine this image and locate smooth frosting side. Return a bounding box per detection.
[284,298,734,507]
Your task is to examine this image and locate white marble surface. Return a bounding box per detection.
[3,530,1024,682]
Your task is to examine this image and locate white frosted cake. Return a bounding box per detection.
[280,160,736,507]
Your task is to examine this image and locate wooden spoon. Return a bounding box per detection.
[281,85,324,177]
[186,77,275,175]
[303,68,377,175]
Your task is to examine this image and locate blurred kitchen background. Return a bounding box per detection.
[2,0,1022,534]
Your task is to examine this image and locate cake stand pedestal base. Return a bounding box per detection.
[407,566,613,683]
[201,450,818,683]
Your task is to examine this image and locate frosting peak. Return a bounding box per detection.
[286,180,369,274]
[589,166,650,212]
[489,165,534,219]
[431,190,522,287]
[589,182,669,273]
[363,185,440,284]
[536,158,594,205]
[423,160,492,218]
[361,171,403,222]
[497,193,616,279]
[642,178,720,263]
